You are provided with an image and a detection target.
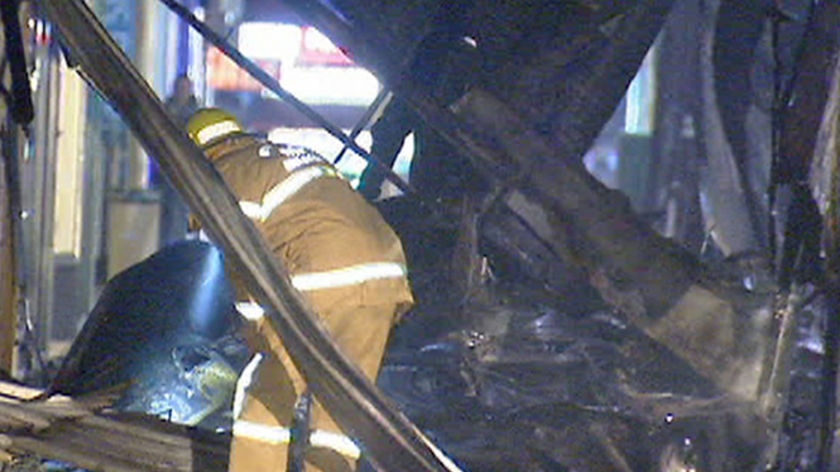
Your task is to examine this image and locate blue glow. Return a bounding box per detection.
[188,245,228,336]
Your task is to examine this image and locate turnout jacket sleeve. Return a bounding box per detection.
[207,138,414,315]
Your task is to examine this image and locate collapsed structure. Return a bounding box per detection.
[0,0,839,470]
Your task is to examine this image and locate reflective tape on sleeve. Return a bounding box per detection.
[232,421,361,460]
[290,262,407,292]
[238,201,264,220]
[234,302,265,321]
[310,430,361,460]
[233,262,406,318]
[233,419,291,445]
[231,421,457,468]
[233,353,264,419]
[261,165,337,219]
[237,165,337,222]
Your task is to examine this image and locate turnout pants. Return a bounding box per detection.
[228,302,399,472]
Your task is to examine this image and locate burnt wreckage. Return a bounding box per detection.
[1,0,840,471]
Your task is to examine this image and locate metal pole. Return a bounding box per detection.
[333,88,392,164]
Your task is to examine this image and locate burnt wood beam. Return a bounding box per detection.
[796,2,840,470]
[281,0,776,400]
[753,2,840,467]
[489,0,676,164]
[0,380,229,471]
[450,88,705,319]
[284,0,706,316]
[451,89,777,402]
[279,3,775,393]
[778,1,839,186]
[776,2,840,288]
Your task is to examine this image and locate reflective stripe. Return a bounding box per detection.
[238,201,263,220]
[232,420,361,460]
[235,302,265,321]
[262,166,336,218]
[283,153,326,173]
[231,263,405,321]
[233,419,290,445]
[238,165,337,222]
[226,260,404,296]
[195,120,242,146]
[310,430,362,460]
[233,354,264,419]
[291,262,407,292]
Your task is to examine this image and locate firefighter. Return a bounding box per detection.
[185,108,414,472]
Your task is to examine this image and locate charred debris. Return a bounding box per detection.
[1,0,840,470]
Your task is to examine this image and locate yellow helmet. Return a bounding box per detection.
[186,107,244,148]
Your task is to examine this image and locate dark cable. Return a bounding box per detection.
[0,0,34,125]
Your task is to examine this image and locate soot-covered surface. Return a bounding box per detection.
[47,200,798,471]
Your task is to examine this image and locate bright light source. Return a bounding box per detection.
[268,66,380,106]
[238,22,302,61]
[298,26,352,66]
[303,27,338,53]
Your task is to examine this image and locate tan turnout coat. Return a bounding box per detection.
[198,135,413,471]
